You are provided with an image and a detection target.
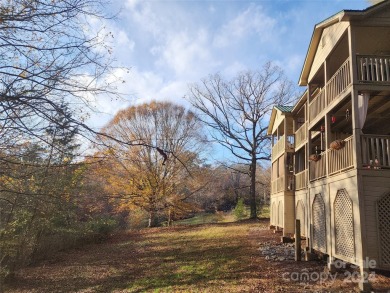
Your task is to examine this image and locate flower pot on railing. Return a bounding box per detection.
[330,139,345,150]
[309,154,321,162]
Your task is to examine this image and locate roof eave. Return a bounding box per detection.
[267,108,277,136]
[291,90,308,114]
[298,13,344,86]
[299,0,390,86]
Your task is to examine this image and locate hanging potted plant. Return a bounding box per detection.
[309,154,321,162]
[330,139,345,150]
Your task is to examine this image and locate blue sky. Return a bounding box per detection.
[87,0,370,159]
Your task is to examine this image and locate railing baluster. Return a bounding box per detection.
[357,55,390,83]
[370,138,375,163]
[380,58,384,82]
[387,138,390,167]
[381,138,386,166]
[362,136,367,165]
[327,136,354,175]
[376,138,380,163]
[360,135,390,168]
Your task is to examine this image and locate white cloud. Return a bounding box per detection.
[125,0,141,9]
[116,30,135,50]
[157,29,219,79]
[221,62,247,79]
[213,4,277,48]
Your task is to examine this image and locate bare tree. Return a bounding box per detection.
[187,62,294,219]
[0,0,120,153]
[0,0,125,277]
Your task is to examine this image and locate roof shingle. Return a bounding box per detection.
[274,105,294,113]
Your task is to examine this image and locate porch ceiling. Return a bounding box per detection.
[327,91,390,135]
[363,91,390,135]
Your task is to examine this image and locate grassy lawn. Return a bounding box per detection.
[174,211,235,225]
[6,213,390,292]
[175,204,270,226]
[6,220,266,292]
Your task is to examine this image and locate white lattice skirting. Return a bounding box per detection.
[378,193,390,267]
[312,194,326,251]
[334,189,355,259]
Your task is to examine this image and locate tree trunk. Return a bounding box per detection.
[167,208,173,227]
[249,156,257,219]
[148,210,159,227]
[148,198,159,227]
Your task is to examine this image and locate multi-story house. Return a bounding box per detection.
[268,1,390,288]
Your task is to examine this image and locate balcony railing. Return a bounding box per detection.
[271,135,294,161]
[357,55,390,83]
[309,88,326,122]
[295,122,307,150]
[309,152,327,181]
[271,176,285,194]
[309,58,351,122]
[327,58,351,105]
[272,135,285,160]
[295,169,308,190]
[328,135,354,175]
[361,134,390,169]
[271,175,294,194]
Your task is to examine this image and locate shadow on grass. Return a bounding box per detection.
[6,220,267,292]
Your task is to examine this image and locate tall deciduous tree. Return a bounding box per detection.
[99,101,206,227]
[187,62,294,219]
[0,1,123,275]
[0,0,119,151]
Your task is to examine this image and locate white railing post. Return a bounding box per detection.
[360,134,390,169]
[357,55,390,83]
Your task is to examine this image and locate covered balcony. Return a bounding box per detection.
[309,90,390,181]
[309,54,390,125]
[309,58,351,124]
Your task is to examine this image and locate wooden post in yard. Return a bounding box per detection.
[295,219,301,261]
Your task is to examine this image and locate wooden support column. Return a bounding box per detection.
[325,113,331,176]
[295,219,302,261]
[306,87,313,254]
[283,118,288,192]
[349,25,371,293]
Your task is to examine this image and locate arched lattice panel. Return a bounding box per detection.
[378,193,390,267]
[278,201,283,227]
[312,194,326,251]
[296,200,305,237]
[334,189,355,259]
[271,202,276,225]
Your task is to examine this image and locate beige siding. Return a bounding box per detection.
[309,22,349,82]
[270,194,284,226]
[355,26,390,54]
[361,171,390,269]
[270,192,295,235]
[271,110,284,135]
[295,190,308,237]
[284,195,295,234]
[357,6,390,26]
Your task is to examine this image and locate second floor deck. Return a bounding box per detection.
[271,133,390,194]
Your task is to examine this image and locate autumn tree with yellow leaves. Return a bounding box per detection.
[99,101,207,227]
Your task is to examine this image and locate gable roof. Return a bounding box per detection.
[267,105,293,135]
[299,0,390,86]
[274,105,294,113]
